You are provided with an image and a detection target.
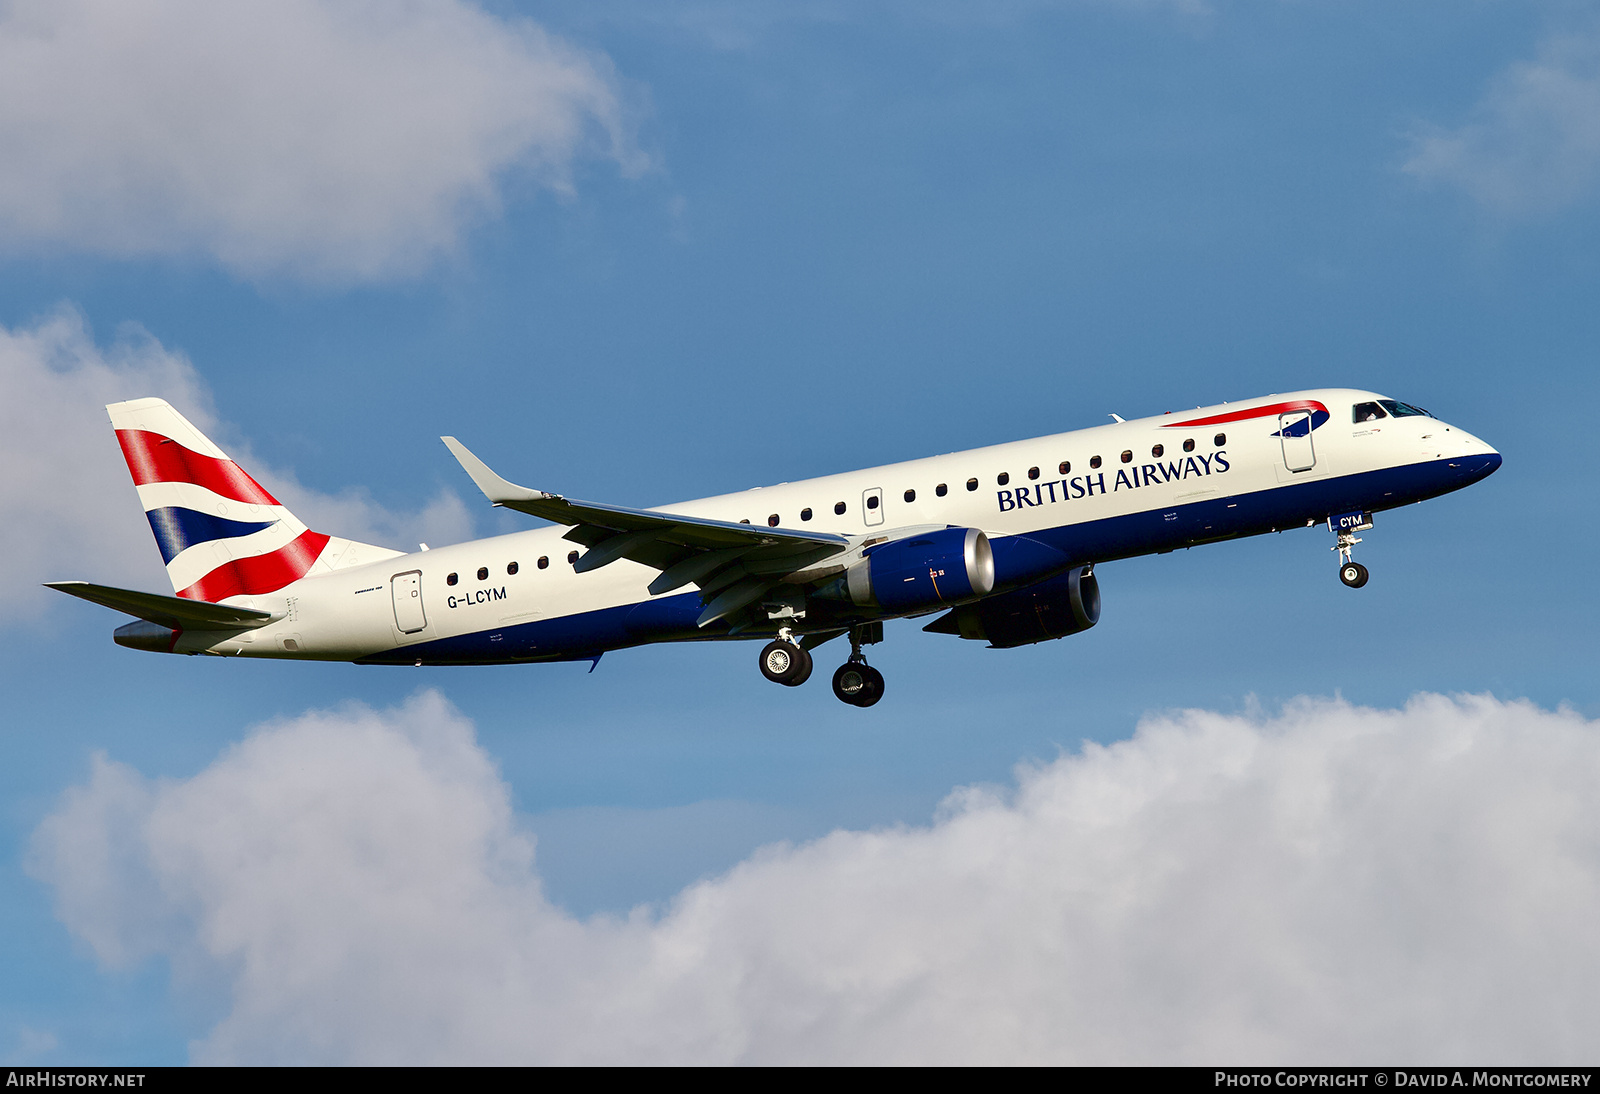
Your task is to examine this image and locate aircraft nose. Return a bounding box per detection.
[1446,430,1501,485]
[1424,419,1501,485]
[1461,451,1502,482]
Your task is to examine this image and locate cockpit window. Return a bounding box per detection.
[1353,401,1387,423]
[1378,399,1430,418]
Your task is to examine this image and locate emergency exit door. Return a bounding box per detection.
[862,486,884,526]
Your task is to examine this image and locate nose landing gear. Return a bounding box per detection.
[1329,511,1373,588]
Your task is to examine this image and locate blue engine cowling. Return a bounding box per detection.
[845,527,996,614]
[923,565,1100,648]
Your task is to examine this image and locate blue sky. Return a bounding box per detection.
[3,0,1598,1064]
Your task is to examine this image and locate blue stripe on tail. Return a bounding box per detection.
[145,507,276,564]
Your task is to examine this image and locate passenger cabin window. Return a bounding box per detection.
[1214,433,1226,446]
[768,514,779,527]
[1120,450,1133,463]
[1378,399,1430,418]
[904,489,916,502]
[1151,444,1164,458]
[966,478,978,491]
[1353,402,1387,423]
[1090,456,1102,469]
[834,501,846,515]
[1182,439,1195,453]
[1028,466,1040,480]
[537,556,549,570]
[936,483,948,497]
[507,561,518,575]
[997,472,1010,486]
[739,518,751,524]
[477,567,488,581]
[1058,461,1070,475]
[801,507,813,521]
[567,550,579,564]
[446,572,458,586]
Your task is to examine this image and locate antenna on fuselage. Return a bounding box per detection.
[1108,414,1125,423]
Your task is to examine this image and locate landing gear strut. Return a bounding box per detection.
[831,626,884,708]
[758,629,813,687]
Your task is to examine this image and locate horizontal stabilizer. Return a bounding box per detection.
[45,581,277,631]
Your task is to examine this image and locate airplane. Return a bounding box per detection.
[49,389,1500,706]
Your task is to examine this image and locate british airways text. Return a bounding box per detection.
[997,451,1230,512]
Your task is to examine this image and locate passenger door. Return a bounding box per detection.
[391,570,427,633]
[1278,411,1316,473]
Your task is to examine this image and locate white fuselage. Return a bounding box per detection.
[180,388,1498,663]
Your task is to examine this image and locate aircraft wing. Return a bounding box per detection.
[45,581,278,631]
[442,437,852,628]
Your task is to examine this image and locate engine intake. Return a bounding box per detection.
[845,527,995,613]
[923,565,1100,648]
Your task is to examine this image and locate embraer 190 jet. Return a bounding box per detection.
[50,391,1500,706]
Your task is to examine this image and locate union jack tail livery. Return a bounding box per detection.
[107,398,394,602]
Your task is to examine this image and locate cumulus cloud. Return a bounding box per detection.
[30,691,1600,1064]
[1403,29,1600,216]
[0,309,473,615]
[0,0,642,282]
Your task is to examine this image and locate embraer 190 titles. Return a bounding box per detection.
[50,390,1500,706]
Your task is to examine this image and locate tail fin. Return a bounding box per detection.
[108,398,399,602]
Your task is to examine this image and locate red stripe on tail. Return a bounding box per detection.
[116,430,282,506]
[177,530,330,602]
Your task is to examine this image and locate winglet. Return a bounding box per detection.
[441,437,559,508]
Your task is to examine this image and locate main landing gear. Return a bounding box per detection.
[758,631,813,687]
[756,625,884,707]
[832,661,884,708]
[829,625,883,707]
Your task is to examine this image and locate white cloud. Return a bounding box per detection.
[30,691,1600,1063]
[0,309,473,616]
[1403,29,1600,216]
[0,0,642,282]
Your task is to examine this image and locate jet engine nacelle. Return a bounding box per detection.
[924,565,1100,648]
[844,527,996,613]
